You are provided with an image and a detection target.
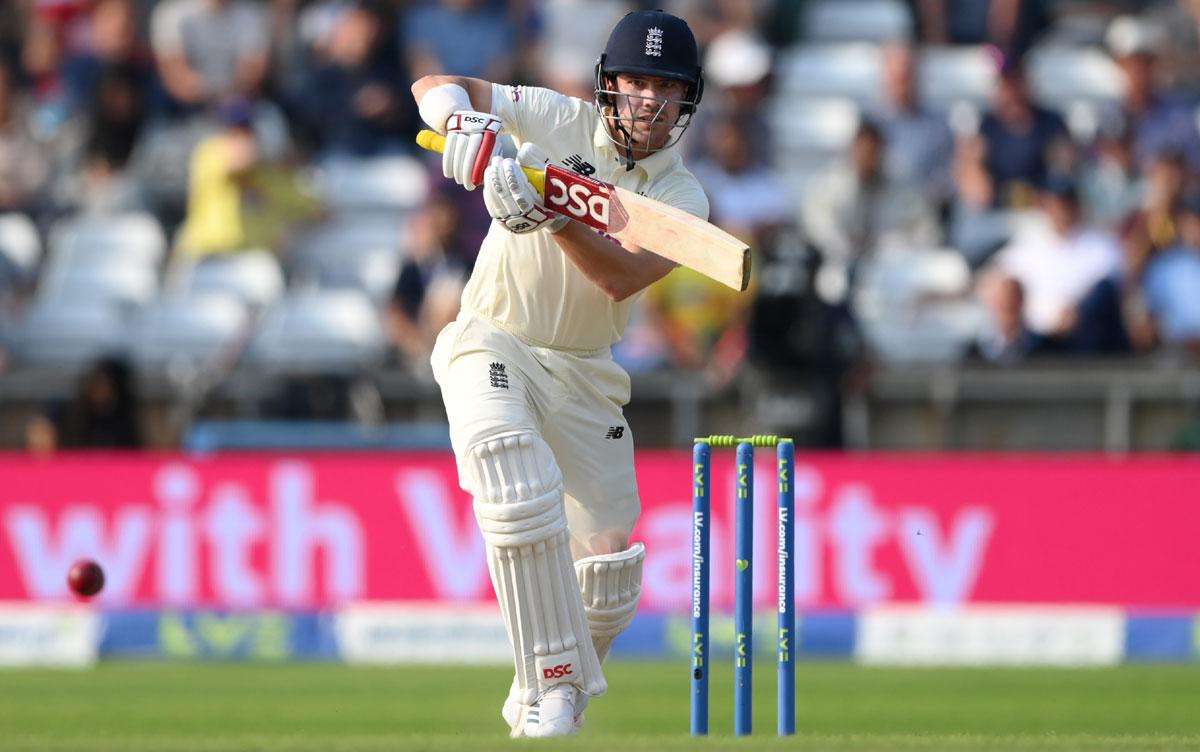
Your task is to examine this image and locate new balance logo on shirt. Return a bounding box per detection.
[605,426,625,439]
[563,154,596,176]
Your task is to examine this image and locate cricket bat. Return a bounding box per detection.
[416,130,751,291]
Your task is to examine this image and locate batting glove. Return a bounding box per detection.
[443,110,503,190]
[483,142,570,235]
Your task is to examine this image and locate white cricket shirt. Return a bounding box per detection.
[458,83,709,351]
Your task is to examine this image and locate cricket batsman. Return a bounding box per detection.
[411,10,708,737]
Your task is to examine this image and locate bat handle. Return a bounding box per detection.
[415,129,546,196]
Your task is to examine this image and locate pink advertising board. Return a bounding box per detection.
[0,453,1197,610]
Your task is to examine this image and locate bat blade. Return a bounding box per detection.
[608,187,751,292]
[415,129,750,291]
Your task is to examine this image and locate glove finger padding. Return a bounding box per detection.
[501,159,536,214]
[484,157,525,219]
[483,150,568,235]
[443,110,502,190]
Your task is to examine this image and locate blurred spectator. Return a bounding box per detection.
[0,4,24,72]
[55,136,147,214]
[978,175,1129,354]
[60,0,158,121]
[744,236,863,447]
[175,99,320,257]
[907,0,1050,55]
[403,0,515,81]
[1141,191,1200,349]
[422,165,492,265]
[664,0,769,45]
[690,111,792,248]
[972,274,1035,363]
[1081,113,1143,229]
[22,0,96,105]
[386,192,469,373]
[642,264,751,384]
[1121,149,1189,282]
[537,0,632,99]
[957,55,1070,210]
[873,42,955,206]
[690,28,772,163]
[297,1,413,157]
[85,63,147,167]
[1143,0,1200,95]
[802,120,940,290]
[0,60,50,213]
[151,0,270,112]
[1107,15,1200,170]
[25,355,144,453]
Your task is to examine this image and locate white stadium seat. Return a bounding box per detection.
[770,97,861,155]
[47,212,166,271]
[853,248,985,362]
[131,293,249,366]
[291,217,404,301]
[0,213,42,275]
[247,289,385,371]
[183,251,285,307]
[316,156,429,213]
[775,44,883,105]
[1027,46,1123,107]
[804,0,913,42]
[9,299,129,365]
[919,46,997,113]
[42,264,159,308]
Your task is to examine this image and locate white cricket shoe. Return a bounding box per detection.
[503,684,588,738]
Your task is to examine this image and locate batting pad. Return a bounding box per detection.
[467,432,606,704]
[575,543,645,663]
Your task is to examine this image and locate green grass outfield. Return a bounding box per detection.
[2,662,1199,751]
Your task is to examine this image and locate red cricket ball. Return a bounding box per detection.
[67,559,105,598]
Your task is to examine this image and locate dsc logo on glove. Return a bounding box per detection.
[541,664,574,679]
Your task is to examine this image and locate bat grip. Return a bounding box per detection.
[416,129,546,195]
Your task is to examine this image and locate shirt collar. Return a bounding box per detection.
[591,117,681,182]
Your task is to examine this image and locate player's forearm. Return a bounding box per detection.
[551,222,675,301]
[411,75,493,129]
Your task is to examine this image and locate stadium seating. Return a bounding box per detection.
[8,299,129,365]
[46,213,166,271]
[316,155,430,214]
[245,289,386,372]
[769,96,861,160]
[180,251,285,308]
[775,44,883,105]
[40,264,159,308]
[1027,45,1124,107]
[918,46,997,113]
[803,0,912,42]
[0,213,42,279]
[290,216,405,302]
[130,293,249,367]
[853,248,986,362]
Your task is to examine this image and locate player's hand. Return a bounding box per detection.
[483,142,569,235]
[443,110,502,190]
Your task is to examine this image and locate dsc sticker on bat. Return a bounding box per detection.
[543,165,628,233]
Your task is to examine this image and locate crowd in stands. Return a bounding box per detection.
[0,0,1199,450]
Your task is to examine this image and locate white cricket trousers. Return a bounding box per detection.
[430,312,641,555]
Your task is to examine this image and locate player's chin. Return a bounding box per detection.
[629,127,669,153]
